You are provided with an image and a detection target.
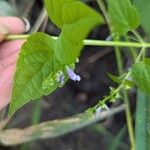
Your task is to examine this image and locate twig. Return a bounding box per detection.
[30,8,47,33]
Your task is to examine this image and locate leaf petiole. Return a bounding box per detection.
[6,34,150,48]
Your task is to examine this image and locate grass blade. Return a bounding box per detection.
[135,90,148,150]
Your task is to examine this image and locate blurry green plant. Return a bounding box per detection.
[1,0,150,149]
[134,0,150,38]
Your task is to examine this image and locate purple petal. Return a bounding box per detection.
[76,75,81,81]
[66,66,81,82]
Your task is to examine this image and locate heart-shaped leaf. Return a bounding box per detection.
[9,33,62,114]
[108,0,140,35]
[9,0,103,114]
[44,0,103,29]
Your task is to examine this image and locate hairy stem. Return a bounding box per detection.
[114,37,135,150]
[96,0,135,148]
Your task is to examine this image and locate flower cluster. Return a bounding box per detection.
[42,59,81,90]
[56,65,81,86]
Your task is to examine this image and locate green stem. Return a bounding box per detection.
[122,91,135,150]
[124,36,138,61]
[132,30,143,43]
[95,1,135,148]
[5,34,150,48]
[132,30,147,59]
[135,47,146,63]
[31,99,41,125]
[96,0,111,27]
[101,46,146,105]
[114,37,124,75]
[114,38,135,150]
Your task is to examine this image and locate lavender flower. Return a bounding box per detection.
[56,71,65,85]
[66,66,81,82]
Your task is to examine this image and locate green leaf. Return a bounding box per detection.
[109,126,126,150]
[134,0,150,37]
[9,1,103,114]
[9,33,64,114]
[55,18,101,64]
[135,91,150,150]
[135,90,148,150]
[107,73,127,83]
[108,0,140,35]
[44,0,103,29]
[44,0,73,28]
[54,1,103,64]
[131,58,150,95]
[147,96,150,149]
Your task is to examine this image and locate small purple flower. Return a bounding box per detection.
[56,71,65,85]
[66,66,81,82]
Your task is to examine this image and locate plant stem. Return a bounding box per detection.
[31,99,41,125]
[115,49,135,150]
[84,40,150,48]
[6,34,150,48]
[95,1,135,148]
[124,36,138,61]
[101,46,146,105]
[135,47,146,63]
[132,30,147,59]
[29,8,47,33]
[114,37,124,75]
[132,30,143,43]
[96,0,111,27]
[122,91,135,150]
[114,38,135,150]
